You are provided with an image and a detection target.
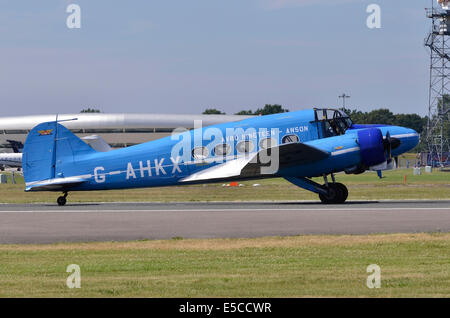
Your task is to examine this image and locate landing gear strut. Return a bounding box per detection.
[57,192,68,206]
[318,174,348,204]
[284,175,349,204]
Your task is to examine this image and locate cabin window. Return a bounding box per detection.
[236,140,254,154]
[259,138,277,150]
[214,143,231,156]
[192,146,209,160]
[281,134,299,144]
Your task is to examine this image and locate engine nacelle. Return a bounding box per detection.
[357,128,385,167]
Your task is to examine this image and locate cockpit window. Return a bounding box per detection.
[313,108,353,138]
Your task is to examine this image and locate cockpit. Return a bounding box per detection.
[313,108,353,138]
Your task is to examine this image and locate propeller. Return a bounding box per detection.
[376,132,401,179]
[382,131,401,162]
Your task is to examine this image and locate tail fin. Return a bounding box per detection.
[23,121,96,186]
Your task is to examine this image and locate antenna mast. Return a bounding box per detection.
[425,0,450,167]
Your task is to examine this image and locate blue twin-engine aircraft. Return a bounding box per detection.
[22,108,419,206]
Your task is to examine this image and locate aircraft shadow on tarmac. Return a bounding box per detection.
[31,201,382,208]
[21,199,450,208]
[39,203,102,207]
[278,201,380,206]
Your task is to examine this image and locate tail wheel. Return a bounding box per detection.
[319,183,348,204]
[57,192,68,206]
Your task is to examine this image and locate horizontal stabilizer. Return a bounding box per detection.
[25,176,88,192]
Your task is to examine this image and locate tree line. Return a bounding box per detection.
[203,105,428,135]
[82,105,445,152]
[342,108,427,135]
[202,104,289,116]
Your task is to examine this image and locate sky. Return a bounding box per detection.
[0,0,434,116]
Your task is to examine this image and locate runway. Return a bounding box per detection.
[0,200,450,244]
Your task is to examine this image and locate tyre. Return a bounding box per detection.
[334,183,348,203]
[57,196,67,206]
[319,183,343,204]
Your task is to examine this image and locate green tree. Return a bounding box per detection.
[254,104,289,115]
[345,108,427,133]
[343,108,368,124]
[235,105,289,115]
[365,109,396,125]
[235,104,289,116]
[235,110,254,115]
[80,108,101,113]
[395,114,427,134]
[202,108,225,115]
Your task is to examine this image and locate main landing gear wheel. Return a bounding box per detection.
[319,183,348,204]
[334,182,348,203]
[57,192,68,206]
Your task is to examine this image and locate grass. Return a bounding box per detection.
[0,233,449,297]
[0,169,449,203]
[1,165,448,297]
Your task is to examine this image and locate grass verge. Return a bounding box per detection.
[0,169,449,203]
[0,233,449,297]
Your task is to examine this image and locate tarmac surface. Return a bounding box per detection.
[0,200,450,244]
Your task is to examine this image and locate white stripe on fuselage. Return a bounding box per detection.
[390,133,419,138]
[331,147,360,156]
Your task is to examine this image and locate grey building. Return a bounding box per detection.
[0,113,252,152]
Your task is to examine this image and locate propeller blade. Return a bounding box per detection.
[391,137,401,150]
[382,131,401,161]
[383,131,392,160]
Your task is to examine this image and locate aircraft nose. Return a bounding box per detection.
[397,127,420,153]
[409,128,420,148]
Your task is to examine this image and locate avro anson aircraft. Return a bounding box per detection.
[22,108,419,205]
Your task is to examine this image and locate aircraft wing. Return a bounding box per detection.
[25,176,88,192]
[181,142,329,182]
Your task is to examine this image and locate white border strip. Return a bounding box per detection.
[0,207,449,213]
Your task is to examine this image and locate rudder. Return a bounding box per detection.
[23,121,97,185]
